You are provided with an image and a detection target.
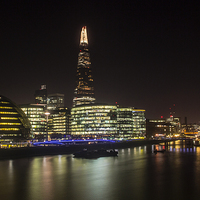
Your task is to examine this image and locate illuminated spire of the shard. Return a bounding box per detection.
[80,26,88,45]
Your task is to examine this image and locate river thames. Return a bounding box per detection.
[0,141,200,200]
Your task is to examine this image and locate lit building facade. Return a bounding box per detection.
[71,105,146,138]
[34,85,64,110]
[146,119,169,138]
[20,104,46,139]
[146,116,181,138]
[48,108,71,139]
[166,116,181,135]
[21,104,71,140]
[71,105,117,137]
[73,26,95,107]
[117,107,133,138]
[34,84,47,104]
[132,109,146,137]
[47,93,64,110]
[181,117,200,137]
[0,95,32,145]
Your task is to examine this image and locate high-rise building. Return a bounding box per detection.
[24,86,70,140]
[73,26,95,107]
[34,84,47,104]
[132,109,146,137]
[47,93,64,110]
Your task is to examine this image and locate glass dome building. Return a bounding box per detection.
[0,95,32,145]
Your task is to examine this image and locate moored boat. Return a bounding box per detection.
[154,149,166,153]
[96,149,118,157]
[73,149,118,158]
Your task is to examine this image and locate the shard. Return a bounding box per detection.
[73,26,95,107]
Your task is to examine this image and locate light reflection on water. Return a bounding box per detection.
[0,145,200,200]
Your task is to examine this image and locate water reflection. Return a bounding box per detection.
[0,144,200,200]
[8,160,13,179]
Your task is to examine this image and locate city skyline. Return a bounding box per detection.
[1,1,200,123]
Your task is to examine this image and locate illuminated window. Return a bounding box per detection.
[0,101,10,104]
[0,106,13,109]
[1,117,18,120]
[0,112,18,114]
[0,123,21,125]
[0,128,20,131]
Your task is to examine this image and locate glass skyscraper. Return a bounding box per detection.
[73,26,95,107]
[34,84,47,104]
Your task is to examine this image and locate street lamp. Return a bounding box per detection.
[45,111,50,141]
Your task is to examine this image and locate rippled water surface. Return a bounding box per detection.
[1,142,200,200]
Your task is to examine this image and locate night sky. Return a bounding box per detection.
[0,1,200,123]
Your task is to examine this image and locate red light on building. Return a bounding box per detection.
[170,115,173,118]
[161,116,163,118]
[115,102,117,104]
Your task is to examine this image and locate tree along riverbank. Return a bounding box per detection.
[0,139,165,160]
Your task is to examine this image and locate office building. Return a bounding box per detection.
[20,104,46,140]
[73,26,95,107]
[0,95,32,146]
[166,116,181,135]
[71,104,146,138]
[34,84,47,104]
[71,104,117,138]
[49,108,71,139]
[117,107,133,139]
[132,109,146,137]
[47,93,64,110]
[146,119,169,138]
[21,104,71,140]
[146,116,182,138]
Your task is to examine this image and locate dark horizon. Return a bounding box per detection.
[1,1,200,123]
